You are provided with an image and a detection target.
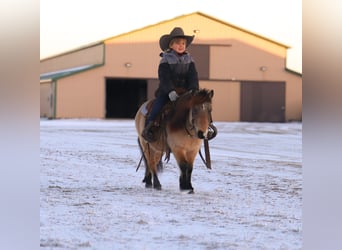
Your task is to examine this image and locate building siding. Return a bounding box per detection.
[56,67,105,118]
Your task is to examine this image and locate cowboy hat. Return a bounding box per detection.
[159,27,194,51]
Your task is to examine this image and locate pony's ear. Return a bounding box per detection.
[209,90,214,98]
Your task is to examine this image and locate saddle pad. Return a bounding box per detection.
[140,102,149,116]
[140,100,154,116]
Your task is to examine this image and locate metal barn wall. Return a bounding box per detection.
[175,14,287,58]
[103,42,159,78]
[200,81,240,121]
[285,72,302,121]
[209,43,285,80]
[55,67,105,118]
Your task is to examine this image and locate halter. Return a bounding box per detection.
[185,103,211,138]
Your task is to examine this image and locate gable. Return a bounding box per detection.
[104,12,288,59]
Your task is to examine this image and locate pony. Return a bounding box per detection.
[135,88,215,193]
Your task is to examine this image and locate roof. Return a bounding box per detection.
[40,64,102,81]
[285,68,302,76]
[40,42,103,62]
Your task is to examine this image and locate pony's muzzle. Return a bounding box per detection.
[197,130,208,139]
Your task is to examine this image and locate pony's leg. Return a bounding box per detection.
[151,153,163,190]
[152,172,161,190]
[143,167,152,188]
[138,137,153,188]
[142,163,162,189]
[145,149,162,190]
[137,127,163,190]
[179,162,194,191]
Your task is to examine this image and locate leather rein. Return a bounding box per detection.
[185,103,216,169]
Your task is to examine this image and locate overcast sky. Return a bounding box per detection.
[40,0,302,73]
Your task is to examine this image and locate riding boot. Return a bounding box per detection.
[142,121,157,142]
[141,95,167,142]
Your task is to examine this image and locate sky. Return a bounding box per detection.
[40,0,302,73]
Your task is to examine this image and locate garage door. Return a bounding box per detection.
[241,81,285,122]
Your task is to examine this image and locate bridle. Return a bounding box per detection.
[185,102,212,138]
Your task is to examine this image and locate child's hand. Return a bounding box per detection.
[168,90,179,101]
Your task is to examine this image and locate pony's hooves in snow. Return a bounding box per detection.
[154,185,162,190]
[180,187,194,194]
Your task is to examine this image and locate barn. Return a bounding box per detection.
[40,12,302,122]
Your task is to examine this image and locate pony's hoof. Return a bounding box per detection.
[153,185,162,190]
[180,183,193,191]
[180,188,194,194]
[145,183,153,188]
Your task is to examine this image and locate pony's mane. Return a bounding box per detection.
[191,89,213,105]
[167,88,213,131]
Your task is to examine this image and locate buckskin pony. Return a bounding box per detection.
[135,88,215,193]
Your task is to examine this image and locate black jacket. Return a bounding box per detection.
[156,50,199,97]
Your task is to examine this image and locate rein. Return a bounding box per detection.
[183,103,196,137]
[199,141,211,169]
[136,140,151,172]
[185,103,214,169]
[185,121,196,137]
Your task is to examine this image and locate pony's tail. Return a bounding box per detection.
[157,159,163,172]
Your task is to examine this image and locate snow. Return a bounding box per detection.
[40,119,302,249]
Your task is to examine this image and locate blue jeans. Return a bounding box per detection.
[145,95,168,125]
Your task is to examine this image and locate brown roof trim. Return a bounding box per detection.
[40,63,103,81]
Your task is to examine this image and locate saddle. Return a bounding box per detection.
[141,92,217,142]
[141,87,188,127]
[140,99,173,161]
[142,99,173,137]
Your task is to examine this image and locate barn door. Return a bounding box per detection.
[241,81,285,122]
[105,78,147,118]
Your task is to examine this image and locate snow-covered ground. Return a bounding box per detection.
[40,119,302,249]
